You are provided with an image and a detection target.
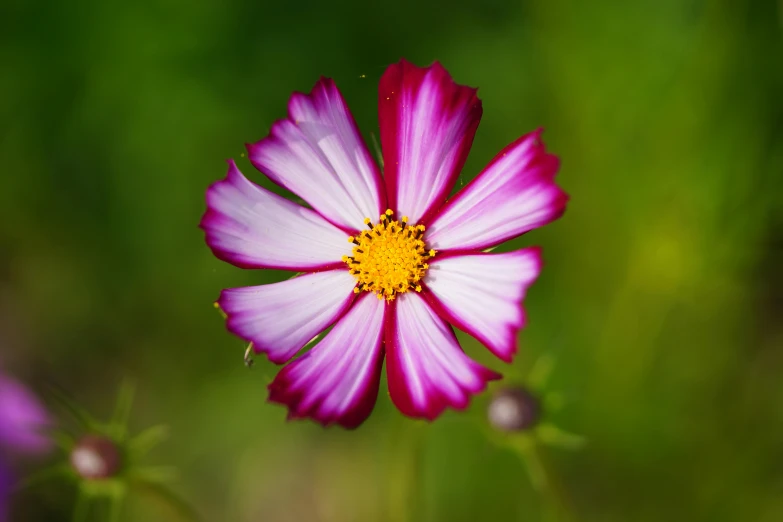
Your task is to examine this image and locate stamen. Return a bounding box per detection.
[343,209,435,301]
[244,343,255,368]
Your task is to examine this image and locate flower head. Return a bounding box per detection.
[201,59,568,428]
[0,372,51,521]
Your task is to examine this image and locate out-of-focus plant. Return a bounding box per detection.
[22,380,200,522]
[485,354,585,519]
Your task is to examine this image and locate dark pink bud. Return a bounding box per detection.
[70,435,122,480]
[488,387,541,432]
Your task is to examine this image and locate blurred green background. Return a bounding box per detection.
[2,0,782,520]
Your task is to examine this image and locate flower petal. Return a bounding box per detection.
[218,270,357,364]
[386,292,501,420]
[425,129,567,251]
[379,60,482,224]
[247,78,384,231]
[423,249,542,362]
[267,293,386,429]
[0,374,51,454]
[200,160,352,270]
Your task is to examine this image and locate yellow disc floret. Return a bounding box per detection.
[343,209,436,301]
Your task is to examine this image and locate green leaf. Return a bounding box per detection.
[14,464,74,492]
[127,466,179,484]
[536,423,586,450]
[47,384,100,432]
[109,379,136,442]
[131,478,203,522]
[128,424,170,457]
[528,354,556,392]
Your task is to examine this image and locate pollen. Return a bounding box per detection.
[343,209,436,302]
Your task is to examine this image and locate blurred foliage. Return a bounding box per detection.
[1,0,782,520]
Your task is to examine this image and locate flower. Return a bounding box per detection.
[0,372,51,521]
[201,59,568,428]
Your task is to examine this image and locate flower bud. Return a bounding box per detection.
[70,435,122,480]
[488,387,541,432]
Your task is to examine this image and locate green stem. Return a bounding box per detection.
[535,443,575,522]
[72,488,89,522]
[408,424,425,522]
[107,491,124,522]
[132,480,203,522]
[386,422,425,522]
[513,438,576,522]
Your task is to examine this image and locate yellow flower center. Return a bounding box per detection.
[343,209,436,302]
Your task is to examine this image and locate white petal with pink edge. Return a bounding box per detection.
[386,292,500,420]
[200,160,352,271]
[218,270,357,365]
[423,249,542,362]
[425,130,567,251]
[379,60,482,224]
[247,78,384,231]
[267,293,386,429]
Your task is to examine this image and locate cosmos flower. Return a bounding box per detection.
[201,59,567,428]
[0,372,51,521]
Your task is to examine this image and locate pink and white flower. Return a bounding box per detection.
[201,59,567,428]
